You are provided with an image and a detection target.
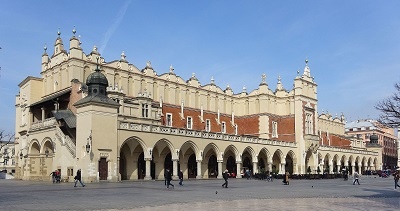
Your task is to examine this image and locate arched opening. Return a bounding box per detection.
[164,153,173,171]
[208,155,217,178]
[243,156,252,172]
[285,155,294,174]
[138,152,145,179]
[226,156,236,174]
[188,154,197,178]
[272,151,282,174]
[258,158,265,172]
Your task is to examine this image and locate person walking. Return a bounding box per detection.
[222,169,229,188]
[394,171,400,189]
[166,169,174,189]
[283,171,290,185]
[50,170,57,183]
[178,170,184,186]
[353,171,360,185]
[164,169,168,188]
[74,169,85,187]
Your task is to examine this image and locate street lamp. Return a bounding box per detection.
[86,130,92,153]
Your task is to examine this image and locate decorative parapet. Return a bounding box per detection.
[119,122,297,148]
[30,117,57,131]
[319,146,378,156]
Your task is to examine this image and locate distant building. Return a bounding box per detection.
[0,140,16,174]
[345,120,398,169]
[14,29,382,182]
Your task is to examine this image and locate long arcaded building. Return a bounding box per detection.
[14,29,382,182]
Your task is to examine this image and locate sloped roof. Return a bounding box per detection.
[52,110,76,128]
[30,87,72,107]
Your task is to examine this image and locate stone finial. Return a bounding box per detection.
[121,51,126,61]
[242,86,247,93]
[44,44,47,52]
[72,26,76,36]
[261,73,266,83]
[146,61,152,68]
[303,58,311,77]
[276,75,284,91]
[211,76,215,84]
[78,35,82,45]
[57,28,61,37]
[169,64,174,73]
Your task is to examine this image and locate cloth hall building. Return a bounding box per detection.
[14,30,382,182]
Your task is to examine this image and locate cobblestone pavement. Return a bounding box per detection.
[1,176,399,210]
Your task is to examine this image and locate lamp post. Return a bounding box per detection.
[86,130,92,153]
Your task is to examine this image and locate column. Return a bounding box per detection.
[253,162,258,174]
[217,161,223,179]
[196,160,202,179]
[336,164,341,174]
[293,163,298,174]
[328,161,333,174]
[267,162,272,173]
[144,159,152,180]
[41,107,45,121]
[173,159,178,180]
[357,162,362,174]
[280,162,286,174]
[236,162,242,178]
[351,163,355,175]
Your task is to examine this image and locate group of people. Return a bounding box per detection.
[50,170,61,183]
[50,169,85,187]
[54,167,400,190]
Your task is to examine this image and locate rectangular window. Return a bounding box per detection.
[166,113,172,127]
[221,122,226,133]
[205,119,211,132]
[141,104,149,118]
[187,116,192,129]
[67,167,74,176]
[305,113,313,134]
[272,121,278,138]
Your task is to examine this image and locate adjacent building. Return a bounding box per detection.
[345,119,398,170]
[14,29,382,182]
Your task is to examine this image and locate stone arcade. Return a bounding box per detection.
[14,29,381,182]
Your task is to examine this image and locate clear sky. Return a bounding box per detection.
[1,1,400,134]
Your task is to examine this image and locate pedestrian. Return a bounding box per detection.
[222,169,229,188]
[178,170,183,186]
[74,169,85,187]
[283,171,289,185]
[50,170,57,183]
[353,171,360,185]
[166,169,174,189]
[394,171,400,189]
[164,169,168,188]
[55,169,61,183]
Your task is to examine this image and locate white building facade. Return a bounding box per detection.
[14,29,382,182]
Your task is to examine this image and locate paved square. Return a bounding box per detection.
[1,176,399,210]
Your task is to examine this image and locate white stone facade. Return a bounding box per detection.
[14,30,382,182]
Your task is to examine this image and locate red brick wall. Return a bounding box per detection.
[320,131,351,147]
[161,105,295,142]
[271,116,295,142]
[236,115,259,136]
[68,80,83,114]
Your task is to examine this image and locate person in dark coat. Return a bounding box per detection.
[50,170,57,183]
[178,170,184,186]
[74,169,85,187]
[222,169,229,188]
[166,169,174,189]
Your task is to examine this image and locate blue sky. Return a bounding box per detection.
[1,1,400,134]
